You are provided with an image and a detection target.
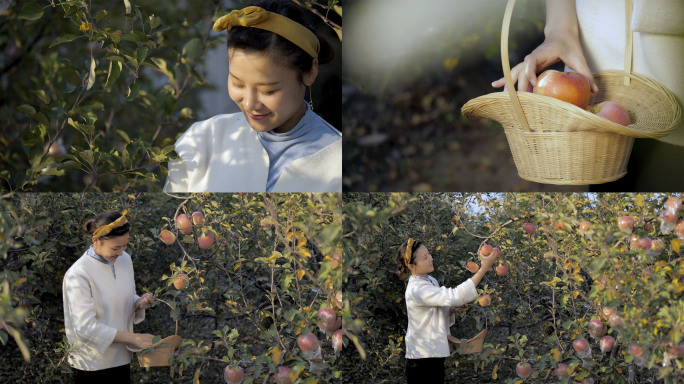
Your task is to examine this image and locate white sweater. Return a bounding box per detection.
[404,276,478,359]
[574,0,684,146]
[163,111,342,192]
[63,249,145,371]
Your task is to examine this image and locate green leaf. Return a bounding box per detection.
[103,53,124,63]
[17,104,36,116]
[95,10,109,23]
[182,38,200,60]
[32,90,50,104]
[49,34,80,48]
[149,15,161,29]
[126,82,140,101]
[19,3,44,20]
[86,56,96,90]
[135,46,148,66]
[105,61,122,89]
[117,129,131,144]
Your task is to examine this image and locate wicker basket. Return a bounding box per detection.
[448,329,487,355]
[126,315,182,368]
[461,0,680,185]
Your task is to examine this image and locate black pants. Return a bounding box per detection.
[73,363,130,384]
[406,357,445,384]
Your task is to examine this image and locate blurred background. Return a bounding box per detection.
[342,0,582,192]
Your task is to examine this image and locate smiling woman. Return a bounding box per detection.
[163,0,341,193]
[62,210,155,384]
[396,238,499,384]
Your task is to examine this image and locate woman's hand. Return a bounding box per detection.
[135,293,154,310]
[478,249,499,272]
[130,333,155,349]
[491,0,597,93]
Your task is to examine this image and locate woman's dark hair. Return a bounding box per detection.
[83,211,130,240]
[396,239,423,279]
[227,0,334,82]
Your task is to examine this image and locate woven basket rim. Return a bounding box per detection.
[462,71,680,139]
[125,334,183,353]
[448,329,487,353]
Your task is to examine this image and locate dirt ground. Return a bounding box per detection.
[342,59,587,193]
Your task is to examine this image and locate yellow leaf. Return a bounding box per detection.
[540,277,562,287]
[572,274,584,283]
[552,348,561,362]
[285,232,307,247]
[266,251,282,263]
[443,57,459,71]
[672,239,681,254]
[296,247,311,259]
[270,346,282,364]
[193,367,201,384]
[492,363,498,379]
[296,269,306,281]
[436,245,442,251]
[572,290,580,299]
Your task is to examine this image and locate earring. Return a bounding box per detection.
[307,86,314,110]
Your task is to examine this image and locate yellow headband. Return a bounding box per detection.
[404,238,415,267]
[213,6,320,58]
[93,210,128,238]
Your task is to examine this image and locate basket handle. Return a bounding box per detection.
[623,0,633,85]
[500,0,531,133]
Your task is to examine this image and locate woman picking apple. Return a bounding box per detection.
[396,238,499,383]
[164,0,341,193]
[491,0,684,190]
[63,210,155,383]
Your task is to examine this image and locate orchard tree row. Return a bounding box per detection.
[0,193,346,383]
[341,193,683,384]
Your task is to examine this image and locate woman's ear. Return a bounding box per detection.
[303,58,319,87]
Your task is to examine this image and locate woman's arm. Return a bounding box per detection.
[470,251,498,287]
[492,0,597,92]
[113,331,154,349]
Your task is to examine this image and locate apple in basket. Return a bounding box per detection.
[533,69,591,109]
[589,101,631,126]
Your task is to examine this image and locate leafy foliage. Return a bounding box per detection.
[342,193,684,383]
[0,193,344,383]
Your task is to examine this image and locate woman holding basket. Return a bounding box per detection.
[396,238,499,384]
[63,210,155,384]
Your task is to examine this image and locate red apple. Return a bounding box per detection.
[588,319,606,338]
[334,291,343,310]
[466,261,479,273]
[297,333,320,352]
[618,216,634,233]
[665,196,682,213]
[589,101,631,126]
[600,335,615,353]
[331,252,342,269]
[478,294,491,307]
[523,222,536,235]
[490,247,501,258]
[533,70,591,109]
[650,239,665,254]
[555,363,570,379]
[159,229,176,245]
[676,220,684,239]
[554,221,569,231]
[661,209,678,224]
[516,362,532,379]
[496,263,509,276]
[191,211,204,226]
[176,214,193,235]
[579,221,592,232]
[608,314,624,329]
[316,307,337,333]
[629,344,644,358]
[173,273,189,290]
[480,244,493,256]
[198,232,215,250]
[573,338,590,352]
[665,342,684,358]
[601,307,617,319]
[224,365,244,384]
[631,237,651,251]
[275,366,292,384]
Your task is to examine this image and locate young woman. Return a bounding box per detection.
[164,0,341,192]
[396,238,498,384]
[63,211,154,384]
